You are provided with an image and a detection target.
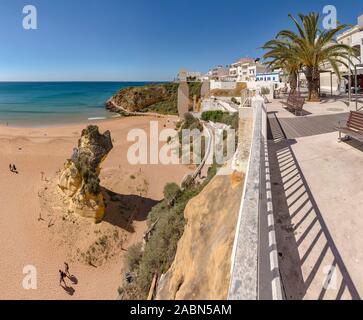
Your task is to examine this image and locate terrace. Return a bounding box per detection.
[229,94,363,300]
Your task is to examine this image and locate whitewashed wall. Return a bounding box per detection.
[210,80,237,90]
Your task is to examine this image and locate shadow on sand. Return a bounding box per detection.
[68,274,78,285]
[61,284,75,296]
[101,187,159,232]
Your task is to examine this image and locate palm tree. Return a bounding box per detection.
[262,39,301,93]
[275,13,352,101]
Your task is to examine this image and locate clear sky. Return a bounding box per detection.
[0,0,362,81]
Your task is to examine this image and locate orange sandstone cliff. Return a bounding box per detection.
[156,172,244,300]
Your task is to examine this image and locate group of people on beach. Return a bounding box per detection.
[9,164,18,174]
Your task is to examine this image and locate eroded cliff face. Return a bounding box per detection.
[156,172,244,300]
[106,83,178,114]
[58,125,113,222]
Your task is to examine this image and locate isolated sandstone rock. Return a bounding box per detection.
[58,125,113,222]
[58,160,81,197]
[69,191,105,222]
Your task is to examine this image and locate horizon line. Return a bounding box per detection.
[0,80,170,83]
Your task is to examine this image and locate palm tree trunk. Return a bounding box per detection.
[289,71,298,94]
[305,67,320,102]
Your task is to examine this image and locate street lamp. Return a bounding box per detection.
[348,35,352,105]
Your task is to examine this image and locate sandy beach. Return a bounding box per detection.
[0,116,192,300]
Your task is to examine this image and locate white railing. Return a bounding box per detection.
[228,96,283,300]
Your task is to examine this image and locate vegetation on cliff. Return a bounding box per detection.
[156,172,244,299]
[119,161,219,299]
[201,110,238,130]
[210,82,247,97]
[107,82,202,116]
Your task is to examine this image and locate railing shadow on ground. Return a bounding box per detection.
[267,111,285,142]
[268,139,360,300]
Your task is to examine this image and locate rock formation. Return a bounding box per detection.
[155,173,244,300]
[58,125,113,222]
[106,82,203,117]
[106,83,178,114]
[177,81,189,118]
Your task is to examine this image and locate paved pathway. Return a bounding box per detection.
[268,112,349,140]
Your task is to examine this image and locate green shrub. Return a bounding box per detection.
[201,111,238,130]
[188,82,202,100]
[74,157,101,195]
[182,113,203,131]
[122,172,216,298]
[163,183,181,206]
[126,243,143,271]
[201,110,224,122]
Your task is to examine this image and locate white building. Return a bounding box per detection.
[337,14,363,69]
[229,57,267,82]
[256,72,281,82]
[209,65,230,80]
[177,69,203,81]
[320,13,363,92]
[210,79,237,90]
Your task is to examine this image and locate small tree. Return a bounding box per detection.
[126,243,143,271]
[163,183,181,207]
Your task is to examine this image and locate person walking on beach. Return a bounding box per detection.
[59,270,67,287]
[9,164,12,172]
[12,164,17,172]
[64,262,70,277]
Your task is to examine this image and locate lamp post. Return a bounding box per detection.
[348,36,352,106]
[355,64,363,111]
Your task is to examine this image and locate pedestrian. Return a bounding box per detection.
[9,164,12,172]
[59,270,67,287]
[12,164,17,172]
[64,262,70,277]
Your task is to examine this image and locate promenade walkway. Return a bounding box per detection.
[267,99,363,300]
[268,112,349,140]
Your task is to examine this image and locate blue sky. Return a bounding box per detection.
[0,0,362,81]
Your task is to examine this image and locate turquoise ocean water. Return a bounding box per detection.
[0,82,152,127]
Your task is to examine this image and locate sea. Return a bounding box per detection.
[0,82,154,127]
